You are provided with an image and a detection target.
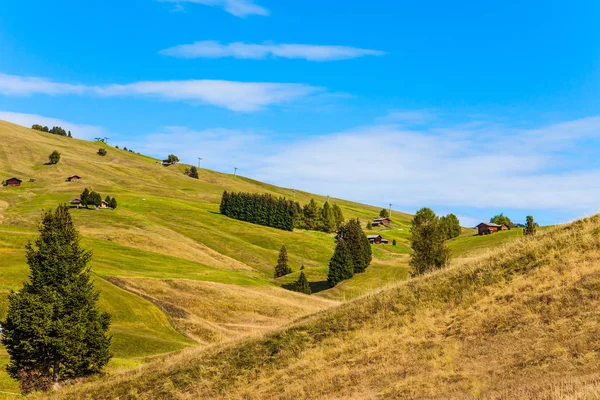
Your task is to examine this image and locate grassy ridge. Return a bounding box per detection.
[51,216,600,399]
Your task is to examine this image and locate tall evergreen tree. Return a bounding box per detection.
[332,204,345,229]
[80,188,90,208]
[110,197,117,209]
[274,245,292,278]
[105,196,111,205]
[379,208,390,218]
[303,199,321,230]
[409,207,449,276]
[524,215,537,236]
[440,213,461,239]
[320,201,337,233]
[294,272,311,294]
[327,239,354,287]
[337,219,372,273]
[366,220,372,230]
[1,205,111,391]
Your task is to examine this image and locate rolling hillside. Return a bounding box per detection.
[51,215,600,399]
[0,120,414,394]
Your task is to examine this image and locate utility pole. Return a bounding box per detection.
[233,167,238,177]
[103,137,110,144]
[198,158,202,168]
[389,203,392,218]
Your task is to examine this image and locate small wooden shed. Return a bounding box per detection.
[4,178,22,187]
[67,175,81,182]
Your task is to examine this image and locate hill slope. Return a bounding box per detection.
[0,120,413,393]
[51,215,600,399]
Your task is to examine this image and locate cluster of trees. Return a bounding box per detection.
[220,192,345,233]
[328,219,372,287]
[32,124,72,138]
[1,205,111,392]
[165,154,180,164]
[220,191,298,231]
[295,199,344,233]
[273,246,311,294]
[490,213,513,228]
[409,208,451,276]
[97,148,107,156]
[80,188,118,209]
[184,166,199,179]
[48,150,61,165]
[440,213,461,239]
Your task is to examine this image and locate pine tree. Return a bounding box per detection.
[294,272,311,294]
[366,220,372,230]
[392,239,397,246]
[89,192,102,208]
[303,199,321,230]
[67,131,72,138]
[189,166,199,179]
[409,207,449,276]
[80,188,90,208]
[105,196,111,205]
[524,215,536,236]
[332,204,344,229]
[274,245,292,278]
[327,239,354,287]
[379,208,390,218]
[1,205,111,391]
[110,197,117,209]
[337,219,372,273]
[320,201,337,233]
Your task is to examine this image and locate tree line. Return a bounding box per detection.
[220,191,345,233]
[32,124,72,138]
[80,188,118,209]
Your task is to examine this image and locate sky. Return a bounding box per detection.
[1,0,599,226]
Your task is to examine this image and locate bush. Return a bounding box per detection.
[293,272,311,294]
[97,148,107,156]
[48,150,61,164]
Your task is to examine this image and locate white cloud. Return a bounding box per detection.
[0,111,106,140]
[0,73,322,112]
[134,115,600,220]
[161,0,269,17]
[160,41,386,61]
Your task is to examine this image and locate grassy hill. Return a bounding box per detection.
[50,215,600,399]
[0,120,415,394]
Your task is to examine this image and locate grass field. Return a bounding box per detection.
[0,120,417,394]
[51,215,600,399]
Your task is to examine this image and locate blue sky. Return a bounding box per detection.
[1,0,599,226]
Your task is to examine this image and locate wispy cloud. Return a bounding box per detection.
[0,111,106,140]
[160,0,269,17]
[159,41,387,61]
[0,73,323,112]
[132,114,600,223]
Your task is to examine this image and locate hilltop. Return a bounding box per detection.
[51,215,600,399]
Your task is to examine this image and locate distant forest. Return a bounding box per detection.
[220,191,344,232]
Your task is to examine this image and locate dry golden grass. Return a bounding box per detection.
[45,216,600,399]
[105,277,338,344]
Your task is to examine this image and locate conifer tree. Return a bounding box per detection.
[409,207,449,276]
[1,205,111,391]
[110,197,117,209]
[80,188,90,208]
[379,208,390,218]
[524,215,537,236]
[332,204,345,229]
[337,219,372,273]
[366,220,372,230]
[392,239,397,246]
[294,272,311,294]
[274,245,292,278]
[327,239,354,287]
[105,196,111,205]
[320,201,337,233]
[303,199,321,231]
[189,166,199,179]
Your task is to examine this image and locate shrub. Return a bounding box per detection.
[97,148,107,156]
[48,150,61,164]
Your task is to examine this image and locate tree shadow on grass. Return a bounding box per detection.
[282,280,330,294]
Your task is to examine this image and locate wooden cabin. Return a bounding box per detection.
[99,200,110,209]
[372,217,392,227]
[476,222,507,235]
[70,198,82,208]
[67,175,81,182]
[4,178,22,187]
[367,234,389,244]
